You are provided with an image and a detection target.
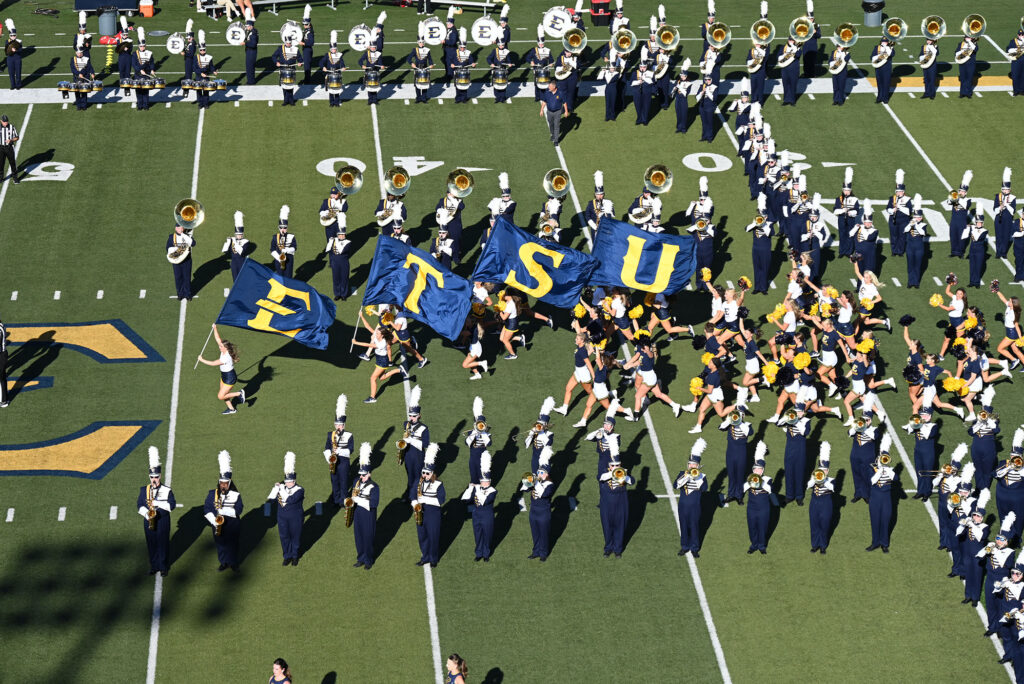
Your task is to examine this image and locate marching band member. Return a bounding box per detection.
[413,444,445,568]
[935,446,965,554]
[904,196,928,287]
[996,430,1024,543]
[465,397,492,484]
[747,195,772,293]
[320,31,347,108]
[1013,212,1024,282]
[778,407,810,506]
[115,17,132,92]
[523,446,555,561]
[451,28,476,104]
[745,441,772,554]
[700,0,716,50]
[359,28,384,106]
[942,170,972,258]
[271,206,296,277]
[498,5,511,46]
[807,443,834,553]
[399,386,430,500]
[866,439,898,552]
[221,211,252,281]
[675,440,707,557]
[851,202,879,275]
[487,36,513,104]
[326,223,353,301]
[695,74,716,143]
[848,417,878,504]
[243,10,258,85]
[299,4,314,83]
[166,223,194,300]
[960,489,991,605]
[204,451,243,572]
[585,171,614,235]
[829,44,849,105]
[273,32,300,106]
[965,212,989,287]
[598,451,633,558]
[195,32,216,110]
[556,38,580,114]
[585,401,622,476]
[802,199,828,283]
[462,451,496,561]
[630,61,654,126]
[951,469,976,576]
[1010,26,1024,96]
[720,405,750,504]
[320,186,347,241]
[487,172,516,222]
[132,29,156,111]
[352,444,379,569]
[435,187,465,263]
[654,51,673,112]
[955,32,979,98]
[526,27,553,103]
[611,0,630,36]
[639,15,658,68]
[375,191,407,237]
[801,1,821,77]
[442,7,458,87]
[997,561,1024,669]
[268,452,304,566]
[884,169,911,256]
[919,36,939,99]
[672,59,693,134]
[183,19,196,84]
[982,513,1017,635]
[324,395,354,508]
[833,168,858,257]
[970,387,999,490]
[370,11,386,52]
[687,176,714,225]
[525,397,555,474]
[727,77,752,135]
[870,35,894,104]
[776,36,801,106]
[391,218,409,243]
[699,42,721,87]
[196,324,245,414]
[601,48,625,121]
[904,406,938,500]
[75,11,91,58]
[627,186,661,226]
[138,446,175,576]
[430,227,455,270]
[748,6,768,104]
[995,168,1017,259]
[70,36,94,111]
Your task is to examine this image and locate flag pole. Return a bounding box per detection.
[349,308,364,353]
[193,326,215,371]
[195,259,244,370]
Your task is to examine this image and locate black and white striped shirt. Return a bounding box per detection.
[0,124,17,146]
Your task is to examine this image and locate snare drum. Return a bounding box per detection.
[214,79,227,91]
[57,81,72,92]
[152,78,166,89]
[534,66,552,88]
[72,80,91,93]
[363,67,381,92]
[91,79,104,92]
[492,66,509,89]
[180,79,194,91]
[136,77,154,90]
[326,70,343,92]
[198,79,215,92]
[414,68,431,90]
[454,67,471,90]
[279,67,296,87]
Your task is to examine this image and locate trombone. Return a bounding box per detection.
[878,453,892,466]
[463,420,488,435]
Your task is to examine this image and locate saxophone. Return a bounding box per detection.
[277,233,288,269]
[396,421,410,465]
[214,487,225,537]
[146,484,157,531]
[344,482,359,528]
[329,430,340,475]
[414,480,424,526]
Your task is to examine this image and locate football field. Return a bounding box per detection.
[2,1,1024,682]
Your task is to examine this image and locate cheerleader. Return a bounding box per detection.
[196,324,245,415]
[445,655,468,684]
[461,317,490,380]
[352,323,403,403]
[553,333,596,420]
[833,290,858,351]
[912,353,962,417]
[858,334,896,393]
[685,354,729,434]
[767,300,799,362]
[995,290,1024,368]
[623,331,682,418]
[644,291,690,340]
[936,284,967,359]
[766,345,799,423]
[392,307,429,371]
[782,267,806,309]
[902,322,926,407]
[841,348,871,424]
[707,284,725,329]
[737,319,769,403]
[497,290,520,359]
[853,264,891,333]
[576,353,634,427]
[816,318,850,396]
[607,289,638,352]
[959,342,985,421]
[715,287,745,346]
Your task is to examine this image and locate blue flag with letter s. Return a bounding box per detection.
[216,260,336,350]
[471,216,597,308]
[589,216,697,294]
[361,236,472,341]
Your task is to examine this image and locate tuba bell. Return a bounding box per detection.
[611,28,636,56]
[921,15,946,41]
[962,14,986,39]
[384,166,411,196]
[174,198,205,231]
[789,16,814,44]
[833,23,858,48]
[446,168,475,198]
[656,25,680,51]
[883,17,908,42]
[543,168,571,198]
[643,164,673,194]
[563,27,587,54]
[335,165,364,196]
[707,21,731,49]
[750,19,775,45]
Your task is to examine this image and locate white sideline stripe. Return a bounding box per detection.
[371,102,444,684]
[553,145,591,251]
[5,508,12,522]
[109,506,118,520]
[57,507,66,521]
[0,104,32,215]
[146,106,204,684]
[645,410,732,683]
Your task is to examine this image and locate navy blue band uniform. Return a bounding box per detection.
[415,443,446,567]
[352,443,379,569]
[204,450,243,571]
[268,452,304,565]
[132,29,156,111]
[138,446,176,575]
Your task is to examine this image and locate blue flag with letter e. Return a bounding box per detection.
[361,236,472,341]
[589,216,697,294]
[471,216,597,308]
[216,260,336,350]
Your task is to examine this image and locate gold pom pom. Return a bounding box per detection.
[793,352,811,370]
[929,293,943,307]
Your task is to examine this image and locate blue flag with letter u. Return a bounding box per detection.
[471,216,597,308]
[589,217,697,294]
[361,236,472,341]
[216,260,337,350]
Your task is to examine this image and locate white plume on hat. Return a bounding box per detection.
[781,150,791,169]
[793,166,802,181]
[376,11,387,25]
[198,30,206,47]
[473,396,484,418]
[284,451,296,477]
[336,394,347,420]
[137,27,145,44]
[681,58,692,72]
[1013,428,1024,451]
[606,398,619,420]
[120,16,128,32]
[233,211,244,230]
[540,396,555,416]
[754,440,768,464]
[459,26,467,44]
[218,450,232,476]
[594,170,604,187]
[537,24,545,42]
[760,1,768,19]
[740,76,750,92]
[912,192,921,208]
[424,442,439,468]
[616,0,623,11]
[417,22,425,42]
[1004,167,1013,184]
[981,385,995,407]
[480,451,492,477]
[409,385,422,408]
[951,442,969,463]
[574,0,584,14]
[960,461,975,487]
[845,167,854,185]
[148,445,160,470]
[798,175,807,193]
[1003,512,1016,533]
[960,169,972,188]
[757,193,767,214]
[812,192,821,211]
[895,168,904,186]
[658,4,666,22]
[699,176,709,194]
[279,204,290,222]
[862,199,872,216]
[79,10,87,27]
[447,6,457,21]
[806,0,814,15]
[331,29,338,46]
[498,171,509,190]
[879,432,891,454]
[708,0,716,16]
[766,139,776,156]
[539,445,553,469]
[763,122,772,140]
[359,442,372,468]
[303,3,311,20]
[976,488,991,513]
[690,437,707,459]
[649,16,656,34]
[500,5,509,20]
[819,441,831,465]
[186,18,194,34]
[245,8,254,22]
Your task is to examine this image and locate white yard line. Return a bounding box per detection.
[0,104,32,215]
[553,144,592,251]
[983,35,1010,60]
[370,102,444,684]
[146,106,205,684]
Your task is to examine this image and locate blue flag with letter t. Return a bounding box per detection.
[589,216,697,294]
[471,216,597,308]
[216,260,336,350]
[361,236,472,341]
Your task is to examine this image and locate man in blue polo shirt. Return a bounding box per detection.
[539,81,569,145]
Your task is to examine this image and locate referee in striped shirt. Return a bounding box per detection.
[0,315,9,407]
[1,115,20,184]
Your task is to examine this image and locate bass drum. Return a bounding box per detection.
[421,16,446,46]
[471,16,499,46]
[534,66,552,88]
[226,21,246,47]
[348,24,372,52]
[166,32,185,55]
[492,66,509,89]
[542,7,573,39]
[363,67,381,92]
[279,67,296,86]
[326,71,343,91]
[454,67,471,90]
[414,68,431,90]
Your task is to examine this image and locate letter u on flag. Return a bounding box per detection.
[216,260,337,350]
[471,216,597,308]
[590,217,697,294]
[361,236,472,341]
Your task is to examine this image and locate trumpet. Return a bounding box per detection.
[950,492,962,507]
[879,453,892,466]
[612,466,627,484]
[696,218,709,231]
[911,414,922,426]
[533,421,546,432]
[475,420,487,432]
[854,418,867,431]
[563,27,587,54]
[783,408,799,424]
[521,471,536,487]
[335,165,364,196]
[728,410,742,425]
[750,19,775,46]
[941,463,958,476]
[948,189,960,202]
[812,468,827,482]
[688,466,702,478]
[754,215,767,226]
[611,28,636,56]
[543,168,571,198]
[978,410,989,421]
[747,474,762,489]
[447,168,475,198]
[1012,456,1024,469]
[214,514,225,536]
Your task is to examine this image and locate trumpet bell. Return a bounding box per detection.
[962,14,986,38]
[883,17,908,42]
[707,22,731,49]
[611,28,636,55]
[447,168,475,198]
[750,19,775,46]
[656,25,680,51]
[612,466,627,480]
[689,466,702,478]
[543,168,571,198]
[335,165,364,196]
[644,164,673,194]
[173,198,205,230]
[563,28,587,54]
[921,15,946,40]
[812,469,826,482]
[475,420,487,432]
[833,22,858,48]
[384,166,411,197]
[789,17,814,44]
[879,454,892,466]
[540,219,558,236]
[979,410,989,421]
[728,410,742,425]
[1013,456,1024,469]
[522,471,536,484]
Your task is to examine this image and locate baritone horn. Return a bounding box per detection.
[335,165,364,196]
[707,22,731,49]
[789,16,814,43]
[921,15,946,40]
[522,471,536,485]
[384,166,411,196]
[656,25,680,51]
[611,28,636,55]
[883,17,908,42]
[751,19,775,45]
[543,168,571,198]
[833,22,858,48]
[447,168,475,198]
[173,198,205,230]
[643,164,673,194]
[563,27,587,54]
[962,14,986,39]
